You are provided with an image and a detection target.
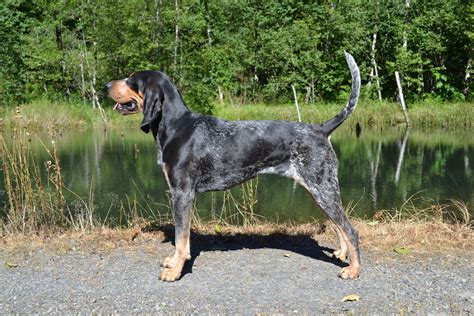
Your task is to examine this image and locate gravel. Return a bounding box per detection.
[1,233,472,314]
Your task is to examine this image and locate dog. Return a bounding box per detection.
[106,52,361,282]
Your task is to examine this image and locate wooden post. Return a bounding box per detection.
[291,84,302,122]
[395,71,410,127]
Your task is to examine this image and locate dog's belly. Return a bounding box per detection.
[195,161,291,193]
[195,169,256,192]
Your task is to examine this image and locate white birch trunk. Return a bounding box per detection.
[291,84,302,122]
[217,85,224,103]
[403,0,410,49]
[174,0,180,74]
[79,51,86,106]
[371,33,382,101]
[395,71,410,127]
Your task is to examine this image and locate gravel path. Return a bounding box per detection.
[1,232,473,314]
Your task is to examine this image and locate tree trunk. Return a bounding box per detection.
[174,0,180,76]
[217,85,224,103]
[370,33,382,102]
[204,0,212,46]
[79,51,86,106]
[153,0,164,70]
[395,71,410,127]
[291,84,302,122]
[403,0,410,49]
[55,26,69,97]
[464,58,471,95]
[154,0,162,24]
[90,18,106,122]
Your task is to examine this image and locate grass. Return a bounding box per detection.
[355,198,473,252]
[1,200,472,255]
[0,121,67,234]
[214,100,474,129]
[1,98,473,132]
[0,98,140,131]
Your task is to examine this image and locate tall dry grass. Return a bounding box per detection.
[0,108,66,234]
[354,196,473,252]
[0,108,106,234]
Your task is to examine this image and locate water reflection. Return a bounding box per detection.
[1,127,472,223]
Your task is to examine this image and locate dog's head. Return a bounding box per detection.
[106,71,164,133]
[106,73,144,115]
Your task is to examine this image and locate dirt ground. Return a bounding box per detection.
[0,228,473,314]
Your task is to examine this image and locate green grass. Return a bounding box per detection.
[214,100,474,129]
[0,98,472,132]
[0,98,141,131]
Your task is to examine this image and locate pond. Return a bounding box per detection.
[1,126,473,223]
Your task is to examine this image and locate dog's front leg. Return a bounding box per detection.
[160,189,195,282]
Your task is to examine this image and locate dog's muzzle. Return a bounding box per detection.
[114,101,138,115]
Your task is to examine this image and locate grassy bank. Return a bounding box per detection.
[0,98,140,131]
[1,203,472,254]
[214,100,474,129]
[1,99,473,131]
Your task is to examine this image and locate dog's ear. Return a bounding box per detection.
[140,87,163,133]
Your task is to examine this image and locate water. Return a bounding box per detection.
[1,127,472,223]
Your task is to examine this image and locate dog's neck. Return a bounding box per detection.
[150,84,194,157]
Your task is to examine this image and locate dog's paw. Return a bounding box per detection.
[159,267,182,282]
[333,249,347,261]
[161,256,176,268]
[161,253,191,268]
[339,265,360,280]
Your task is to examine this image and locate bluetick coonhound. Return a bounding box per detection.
[106,52,361,282]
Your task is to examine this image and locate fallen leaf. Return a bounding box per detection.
[4,261,19,269]
[214,224,222,234]
[367,220,379,226]
[341,294,360,302]
[393,247,410,255]
[283,253,291,258]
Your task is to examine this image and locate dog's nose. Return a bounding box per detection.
[105,82,112,90]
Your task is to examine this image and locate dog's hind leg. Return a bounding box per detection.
[294,164,360,279]
[333,225,348,261]
[160,189,195,282]
[313,186,360,278]
[311,184,360,279]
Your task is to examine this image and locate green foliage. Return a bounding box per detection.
[0,0,471,110]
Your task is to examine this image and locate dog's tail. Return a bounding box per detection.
[321,52,361,136]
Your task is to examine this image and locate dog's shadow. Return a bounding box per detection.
[146,224,348,278]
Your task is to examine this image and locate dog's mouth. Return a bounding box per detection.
[114,101,139,115]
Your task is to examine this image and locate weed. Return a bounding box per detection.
[0,109,66,233]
